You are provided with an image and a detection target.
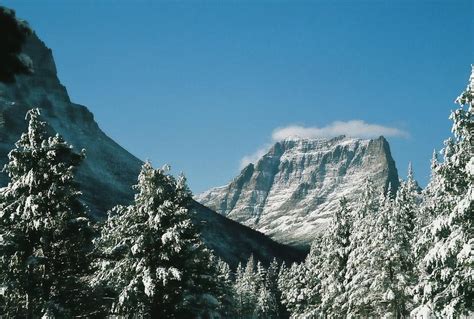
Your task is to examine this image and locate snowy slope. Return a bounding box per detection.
[0,30,303,267]
[196,136,399,248]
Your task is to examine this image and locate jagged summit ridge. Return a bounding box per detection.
[196,135,399,248]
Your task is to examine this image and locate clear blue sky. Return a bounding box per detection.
[4,0,473,193]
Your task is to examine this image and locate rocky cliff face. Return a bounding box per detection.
[0,33,142,216]
[0,30,304,267]
[197,136,399,248]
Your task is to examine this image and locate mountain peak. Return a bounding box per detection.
[196,135,399,248]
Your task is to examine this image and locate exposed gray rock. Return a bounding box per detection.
[197,136,399,248]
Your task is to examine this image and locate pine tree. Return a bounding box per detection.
[412,150,449,280]
[416,151,444,231]
[253,259,281,319]
[234,262,245,318]
[278,262,310,317]
[301,237,324,318]
[0,7,33,82]
[279,237,323,318]
[319,197,352,317]
[0,108,95,317]
[344,178,380,318]
[412,66,473,318]
[369,192,413,318]
[396,163,421,235]
[389,165,421,314]
[266,258,286,318]
[255,261,267,291]
[215,258,237,317]
[234,255,258,318]
[255,284,278,319]
[93,162,219,318]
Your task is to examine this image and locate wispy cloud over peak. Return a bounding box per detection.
[239,120,408,169]
[272,120,409,141]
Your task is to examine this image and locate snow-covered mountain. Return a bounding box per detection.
[196,136,400,248]
[0,29,304,267]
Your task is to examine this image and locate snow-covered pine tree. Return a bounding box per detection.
[253,259,281,319]
[279,237,323,318]
[319,197,352,317]
[255,261,267,292]
[344,178,380,318]
[387,165,421,313]
[233,262,245,318]
[0,108,96,317]
[276,262,289,315]
[416,151,444,232]
[234,255,258,318]
[278,261,309,317]
[412,67,473,318]
[93,162,220,318]
[412,151,450,283]
[255,284,278,319]
[215,258,237,317]
[396,163,421,235]
[265,258,286,318]
[369,191,413,318]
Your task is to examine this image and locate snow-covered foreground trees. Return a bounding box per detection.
[0,66,471,318]
[93,162,224,318]
[0,109,282,318]
[319,198,351,317]
[278,238,322,318]
[234,255,282,319]
[411,67,473,318]
[278,179,415,318]
[0,109,96,317]
[279,67,473,318]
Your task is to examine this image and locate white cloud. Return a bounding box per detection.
[239,120,408,169]
[272,120,409,141]
[239,144,271,169]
